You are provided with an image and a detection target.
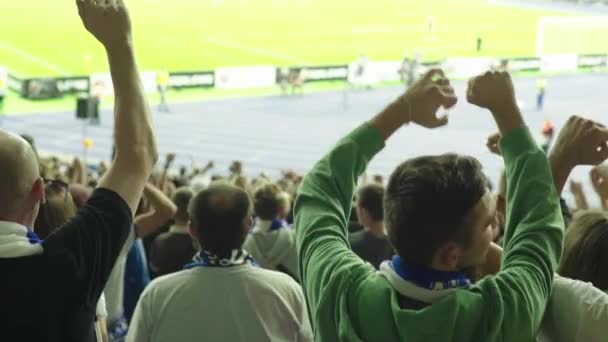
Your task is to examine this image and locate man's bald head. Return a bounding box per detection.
[0,129,42,222]
[189,182,252,256]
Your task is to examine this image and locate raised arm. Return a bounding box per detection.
[478,117,608,277]
[294,69,456,329]
[135,183,177,238]
[78,0,158,216]
[156,153,175,194]
[467,71,563,339]
[38,0,158,314]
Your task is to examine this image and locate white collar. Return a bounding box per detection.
[0,221,43,258]
[378,261,458,303]
[169,225,190,234]
[253,220,273,233]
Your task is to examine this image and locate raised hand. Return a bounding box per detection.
[486,133,502,156]
[466,71,516,112]
[548,116,608,194]
[370,68,456,140]
[552,116,608,168]
[77,0,132,49]
[590,165,608,200]
[467,71,523,135]
[403,69,457,128]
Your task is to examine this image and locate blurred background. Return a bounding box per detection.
[1,0,607,204]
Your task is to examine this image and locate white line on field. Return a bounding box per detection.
[203,37,310,65]
[0,41,70,75]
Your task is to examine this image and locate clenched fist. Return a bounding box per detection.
[552,115,608,168]
[467,70,524,135]
[466,71,516,113]
[77,0,132,49]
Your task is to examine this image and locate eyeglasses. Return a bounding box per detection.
[43,178,70,205]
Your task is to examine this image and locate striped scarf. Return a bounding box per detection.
[0,221,43,258]
[390,255,471,290]
[185,249,256,269]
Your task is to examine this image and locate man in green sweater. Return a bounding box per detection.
[294,69,608,341]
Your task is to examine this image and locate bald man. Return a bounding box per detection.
[0,1,157,341]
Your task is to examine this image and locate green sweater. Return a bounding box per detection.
[294,123,564,341]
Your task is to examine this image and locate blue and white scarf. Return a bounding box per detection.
[270,218,290,231]
[0,221,43,258]
[390,255,471,290]
[185,249,256,269]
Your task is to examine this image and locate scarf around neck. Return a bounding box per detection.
[0,221,43,258]
[184,249,256,269]
[389,255,471,290]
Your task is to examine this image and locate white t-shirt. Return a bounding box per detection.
[243,220,299,281]
[104,227,135,323]
[95,293,107,342]
[538,275,608,342]
[126,264,312,342]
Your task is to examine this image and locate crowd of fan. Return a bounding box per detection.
[1,1,608,342]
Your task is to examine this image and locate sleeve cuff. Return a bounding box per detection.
[347,123,386,160]
[500,127,539,161]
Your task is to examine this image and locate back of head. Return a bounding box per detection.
[34,183,77,239]
[20,134,39,161]
[357,183,384,222]
[189,182,251,256]
[172,186,194,224]
[0,130,42,222]
[560,210,608,290]
[384,154,488,266]
[253,183,282,221]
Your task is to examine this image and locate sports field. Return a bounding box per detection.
[0,0,587,78]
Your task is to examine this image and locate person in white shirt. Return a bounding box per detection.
[127,182,312,342]
[106,184,176,341]
[538,209,608,342]
[243,182,299,281]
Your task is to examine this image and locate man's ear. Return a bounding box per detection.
[434,241,462,272]
[32,178,45,205]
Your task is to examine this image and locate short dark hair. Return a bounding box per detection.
[357,184,384,222]
[384,154,488,266]
[559,210,608,290]
[254,183,282,220]
[172,186,193,223]
[189,183,251,256]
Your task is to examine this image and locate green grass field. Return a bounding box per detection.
[1,0,592,78]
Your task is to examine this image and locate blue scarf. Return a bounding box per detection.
[185,249,256,269]
[26,228,41,244]
[270,218,290,231]
[390,255,471,290]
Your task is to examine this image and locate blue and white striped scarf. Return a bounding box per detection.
[390,255,471,290]
[185,249,256,269]
[0,221,43,258]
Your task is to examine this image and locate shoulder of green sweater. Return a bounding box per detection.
[499,127,541,161]
[342,123,386,158]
